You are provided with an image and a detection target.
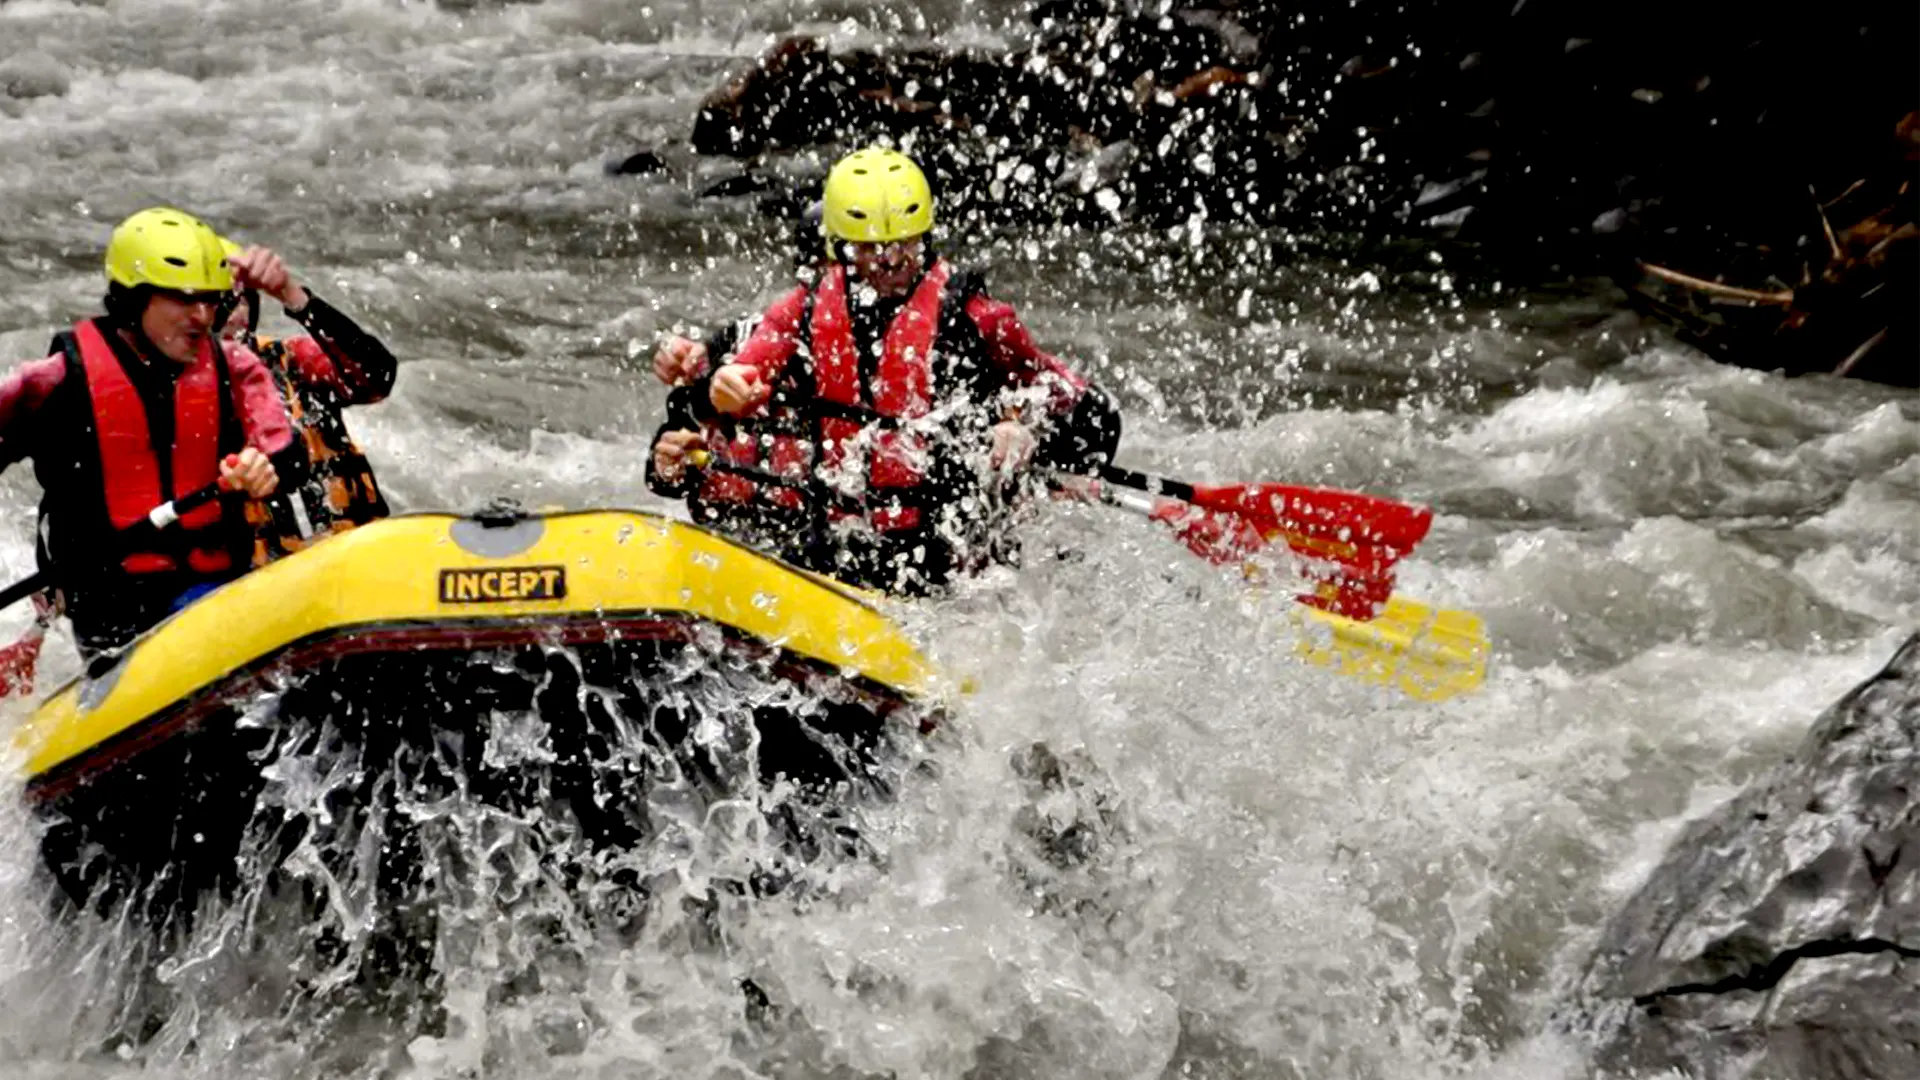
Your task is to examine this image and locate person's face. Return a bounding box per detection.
[847,238,924,296]
[140,289,222,363]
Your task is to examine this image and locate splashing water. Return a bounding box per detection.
[0,1,1914,1078]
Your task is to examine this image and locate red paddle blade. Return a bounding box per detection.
[1159,485,1434,620]
[1148,501,1266,564]
[0,633,45,697]
[1187,483,1433,554]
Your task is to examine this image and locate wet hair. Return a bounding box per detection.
[99,283,175,361]
[102,283,152,329]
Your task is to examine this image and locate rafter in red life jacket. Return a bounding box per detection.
[72,319,232,576]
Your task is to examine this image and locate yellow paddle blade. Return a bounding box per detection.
[1294,595,1491,702]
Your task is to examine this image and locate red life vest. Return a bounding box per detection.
[697,422,811,511]
[73,320,233,576]
[695,292,811,515]
[812,260,947,532]
[697,262,951,533]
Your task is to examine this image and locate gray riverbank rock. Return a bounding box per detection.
[1576,630,1920,1079]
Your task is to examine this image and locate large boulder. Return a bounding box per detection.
[1575,630,1920,1079]
[674,1,1917,385]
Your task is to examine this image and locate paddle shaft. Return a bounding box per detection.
[755,404,1192,501]
[1092,463,1198,503]
[0,573,47,615]
[698,401,1482,699]
[686,449,867,512]
[701,394,1157,498]
[0,479,229,614]
[694,399,1428,616]
[1057,475,1161,517]
[723,393,1419,538]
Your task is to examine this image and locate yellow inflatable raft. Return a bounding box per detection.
[15,506,945,919]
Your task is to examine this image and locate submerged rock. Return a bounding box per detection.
[0,50,70,100]
[603,148,665,176]
[1574,630,1920,1079]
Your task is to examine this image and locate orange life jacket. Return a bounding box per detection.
[245,335,389,566]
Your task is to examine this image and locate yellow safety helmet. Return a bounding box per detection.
[821,147,934,246]
[104,207,233,293]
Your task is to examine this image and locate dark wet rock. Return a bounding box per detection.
[679,1,1913,248]
[0,50,70,100]
[603,148,665,177]
[670,1,1915,384]
[1619,111,1917,388]
[690,35,1006,159]
[681,13,1273,231]
[697,172,781,199]
[1572,630,1920,1080]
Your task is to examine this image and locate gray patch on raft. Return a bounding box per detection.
[449,515,546,558]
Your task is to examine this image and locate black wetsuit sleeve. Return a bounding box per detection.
[1035,382,1122,470]
[289,292,400,404]
[947,267,1120,470]
[931,303,1005,421]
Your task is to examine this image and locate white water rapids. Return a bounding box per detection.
[0,1,1914,1076]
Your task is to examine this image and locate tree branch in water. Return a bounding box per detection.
[1636,262,1796,306]
[1833,327,1888,377]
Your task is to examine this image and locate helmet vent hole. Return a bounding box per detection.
[852,167,868,174]
[903,203,920,214]
[163,256,189,267]
[847,209,867,219]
